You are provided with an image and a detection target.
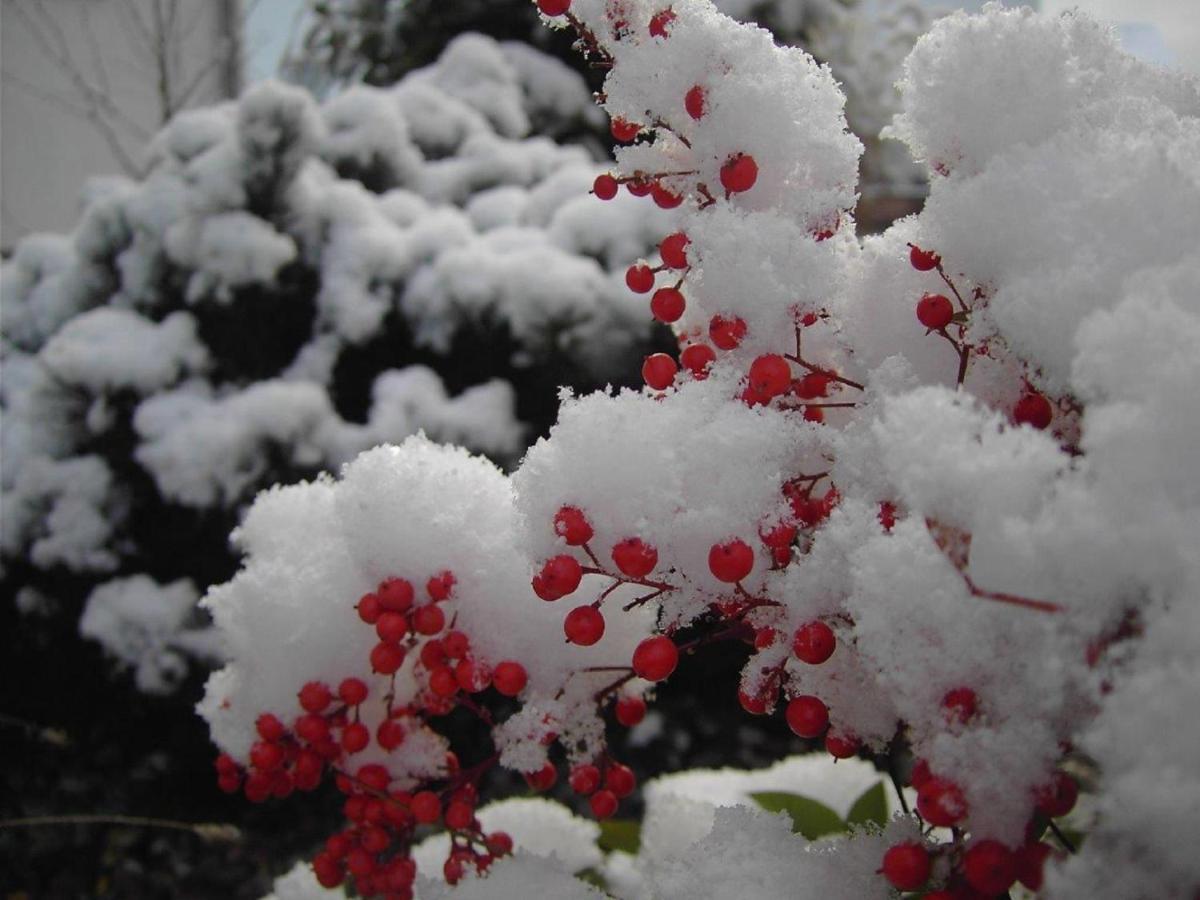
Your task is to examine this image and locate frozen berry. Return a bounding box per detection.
[492,661,528,697]
[564,606,606,646]
[611,117,640,142]
[626,263,656,293]
[651,182,683,208]
[785,695,829,738]
[412,603,445,635]
[825,732,860,759]
[370,642,406,675]
[649,8,676,37]
[341,722,369,753]
[792,621,836,664]
[685,85,706,120]
[963,840,1017,895]
[708,539,754,583]
[651,287,686,322]
[709,314,747,350]
[916,293,954,330]
[256,713,286,742]
[537,0,570,16]
[1014,391,1053,430]
[643,353,678,390]
[748,354,791,398]
[916,776,968,826]
[612,537,658,578]
[942,686,979,724]
[533,554,584,600]
[615,695,647,727]
[720,153,758,193]
[376,719,405,751]
[593,173,619,200]
[298,682,332,713]
[660,232,690,269]
[632,636,678,681]
[881,842,931,891]
[411,790,441,823]
[1034,771,1078,818]
[590,789,618,819]
[524,762,557,792]
[909,245,941,271]
[570,764,602,795]
[376,611,408,644]
[378,578,414,612]
[554,506,594,546]
[605,763,636,798]
[680,343,716,377]
[426,571,456,601]
[357,592,382,624]
[338,678,368,706]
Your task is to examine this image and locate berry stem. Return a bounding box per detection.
[790,328,865,391]
[961,572,1063,614]
[936,263,970,315]
[1048,819,1078,854]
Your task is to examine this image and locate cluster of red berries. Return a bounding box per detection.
[568,759,638,820]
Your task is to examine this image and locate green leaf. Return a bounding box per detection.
[750,791,848,840]
[846,782,888,828]
[597,818,641,855]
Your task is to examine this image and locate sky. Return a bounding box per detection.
[243,0,1200,80]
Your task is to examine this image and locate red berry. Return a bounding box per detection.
[430,666,458,697]
[426,570,455,601]
[536,0,570,16]
[420,639,447,669]
[650,287,686,323]
[942,686,979,724]
[614,695,647,727]
[244,770,272,802]
[360,825,389,853]
[627,178,652,197]
[299,681,332,713]
[963,840,1017,895]
[524,762,558,792]
[593,173,619,200]
[739,688,770,715]
[412,603,445,635]
[720,153,758,193]
[341,722,369,753]
[377,719,405,750]
[376,611,408,644]
[1034,771,1078,818]
[1015,841,1054,890]
[909,758,933,789]
[377,578,414,612]
[456,658,489,693]
[554,506,594,546]
[916,293,954,330]
[878,501,897,532]
[590,789,618,819]
[357,763,390,791]
[370,641,406,675]
[605,763,636,798]
[685,85,706,120]
[313,853,345,889]
[754,627,777,649]
[785,695,829,738]
[651,182,683,209]
[825,732,860,759]
[795,372,830,399]
[649,7,675,36]
[680,343,716,377]
[411,790,441,823]
[709,314,747,350]
[256,713,286,742]
[250,740,284,771]
[909,245,941,271]
[632,636,678,681]
[338,678,368,706]
[748,354,791,399]
[660,232,690,269]
[881,842,931,891]
[564,605,606,646]
[487,831,514,856]
[295,713,330,744]
[215,752,239,776]
[611,537,658,578]
[570,764,602,795]
[357,592,381,624]
[442,630,470,659]
[445,800,474,830]
[916,776,968,826]
[626,263,656,293]
[1013,391,1053,430]
[611,117,641,142]
[492,661,528,697]
[533,554,584,601]
[643,353,678,390]
[792,621,836,664]
[708,539,755,583]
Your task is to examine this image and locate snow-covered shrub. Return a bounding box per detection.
[201,1,1199,897]
[0,33,667,692]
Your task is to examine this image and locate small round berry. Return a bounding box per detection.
[412,603,445,635]
[803,406,825,424]
[256,713,286,742]
[411,790,441,823]
[1013,391,1053,430]
[360,825,389,853]
[632,636,678,681]
[338,678,368,706]
[295,713,330,744]
[370,641,406,675]
[685,84,706,120]
[1015,841,1054,891]
[615,695,647,727]
[492,661,528,697]
[377,719,405,751]
[626,263,656,293]
[680,343,716,378]
[660,232,690,269]
[738,688,770,715]
[643,353,678,390]
[880,842,931,891]
[420,639,446,669]
[570,764,602,796]
[916,293,954,330]
[593,173,619,200]
[536,0,570,16]
[1034,771,1078,818]
[792,621,836,664]
[377,578,414,612]
[426,570,456,601]
[651,182,683,209]
[533,554,584,601]
[748,354,791,399]
[605,763,636,798]
[341,722,369,754]
[708,539,755,583]
[429,665,458,697]
[909,245,941,271]
[720,153,758,193]
[650,287,686,323]
[250,740,284,771]
[824,732,860,759]
[455,658,489,693]
[942,686,979,724]
[356,592,381,624]
[785,695,829,738]
[649,7,676,36]
[963,840,1017,895]
[612,537,658,578]
[590,789,618,819]
[564,606,606,646]
[299,682,332,713]
[878,501,897,532]
[709,314,747,350]
[524,762,558,792]
[909,758,933,789]
[754,627,777,650]
[795,372,830,399]
[445,800,474,831]
[487,831,515,856]
[916,776,968,826]
[554,506,594,546]
[611,117,641,142]
[312,853,345,889]
[627,178,652,197]
[443,630,470,659]
[376,611,408,644]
